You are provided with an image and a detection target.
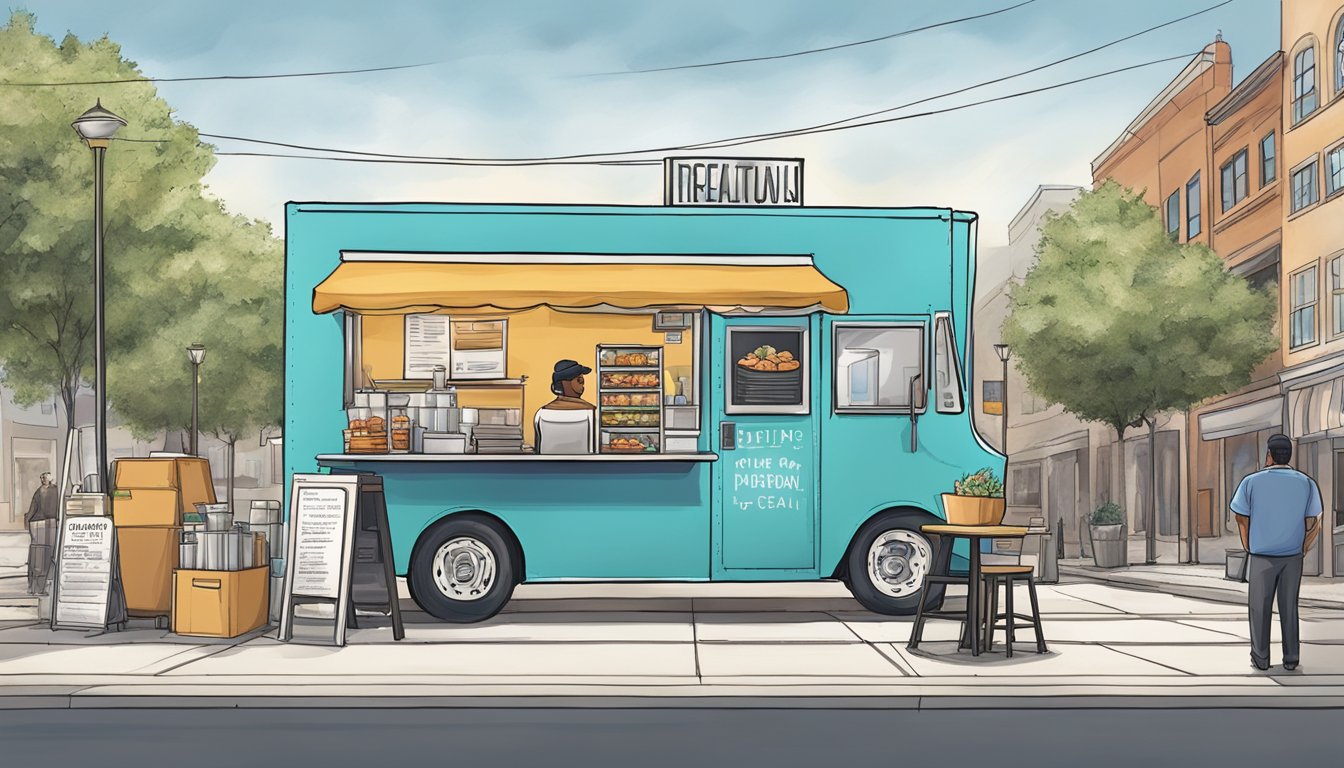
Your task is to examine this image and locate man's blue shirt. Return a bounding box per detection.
[1230,466,1323,556]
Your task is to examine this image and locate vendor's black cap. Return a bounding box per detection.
[552,359,592,383]
[1267,434,1293,451]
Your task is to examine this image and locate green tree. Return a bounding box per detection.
[1002,181,1276,559]
[0,11,282,495]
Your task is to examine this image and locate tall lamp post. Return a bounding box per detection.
[72,101,127,493]
[187,343,206,456]
[993,344,1011,458]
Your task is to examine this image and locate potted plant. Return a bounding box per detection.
[941,468,1006,526]
[1088,503,1127,568]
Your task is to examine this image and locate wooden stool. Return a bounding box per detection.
[981,565,1047,657]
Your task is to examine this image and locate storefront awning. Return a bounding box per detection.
[1198,396,1283,441]
[311,254,850,315]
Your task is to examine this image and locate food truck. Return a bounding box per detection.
[285,191,1003,623]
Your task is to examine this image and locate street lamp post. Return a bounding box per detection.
[993,344,1011,458]
[72,101,127,493]
[187,343,206,456]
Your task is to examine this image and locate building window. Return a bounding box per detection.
[1294,45,1318,124]
[1185,173,1201,239]
[1327,142,1344,198]
[1220,149,1249,212]
[1292,158,1320,213]
[1337,22,1344,94]
[1333,256,1344,338]
[1009,464,1042,507]
[1290,264,1319,349]
[1261,133,1276,186]
[1164,190,1180,239]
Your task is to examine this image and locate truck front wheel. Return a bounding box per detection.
[408,516,516,623]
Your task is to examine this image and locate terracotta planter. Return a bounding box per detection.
[940,494,1006,526]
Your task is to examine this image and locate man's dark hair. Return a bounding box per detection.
[1267,434,1293,465]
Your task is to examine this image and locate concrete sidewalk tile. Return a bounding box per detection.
[0,625,176,645]
[0,643,211,675]
[1038,618,1240,645]
[1174,618,1273,642]
[1052,583,1241,615]
[694,612,859,643]
[1106,643,1344,676]
[829,613,963,644]
[889,640,1178,677]
[347,612,694,644]
[697,642,905,678]
[162,641,698,678]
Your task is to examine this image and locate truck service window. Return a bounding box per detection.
[933,313,965,413]
[832,324,924,413]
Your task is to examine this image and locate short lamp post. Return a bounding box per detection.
[993,344,1011,457]
[72,100,127,493]
[187,343,206,456]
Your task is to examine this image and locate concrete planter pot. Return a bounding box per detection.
[1089,524,1127,568]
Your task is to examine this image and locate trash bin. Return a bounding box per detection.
[1037,531,1058,583]
[1225,549,1249,582]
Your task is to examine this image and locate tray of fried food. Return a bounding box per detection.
[736,346,800,372]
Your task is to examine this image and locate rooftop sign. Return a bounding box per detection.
[664,157,803,207]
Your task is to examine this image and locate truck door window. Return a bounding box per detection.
[933,313,965,413]
[832,324,924,413]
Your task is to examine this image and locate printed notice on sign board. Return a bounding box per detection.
[291,485,351,599]
[54,517,115,628]
[404,313,451,378]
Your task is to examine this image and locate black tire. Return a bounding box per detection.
[408,516,517,623]
[844,510,947,616]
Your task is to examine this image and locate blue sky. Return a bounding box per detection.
[15,0,1280,244]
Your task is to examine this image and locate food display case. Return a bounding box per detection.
[596,345,663,453]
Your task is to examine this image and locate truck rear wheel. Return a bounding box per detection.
[844,511,946,616]
[408,516,516,623]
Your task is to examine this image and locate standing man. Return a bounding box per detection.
[24,472,60,595]
[1230,434,1322,671]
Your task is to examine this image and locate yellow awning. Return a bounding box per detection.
[311,260,849,315]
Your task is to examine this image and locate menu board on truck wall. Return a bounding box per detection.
[404,313,452,378]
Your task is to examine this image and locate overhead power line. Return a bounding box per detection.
[0,61,438,87]
[582,0,1038,77]
[199,0,1234,164]
[199,52,1198,168]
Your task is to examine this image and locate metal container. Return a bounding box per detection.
[423,433,467,454]
[179,533,198,570]
[249,500,281,525]
[198,531,225,570]
[205,511,233,532]
[432,365,447,390]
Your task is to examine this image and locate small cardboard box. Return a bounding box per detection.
[114,459,177,490]
[112,489,182,527]
[172,566,270,638]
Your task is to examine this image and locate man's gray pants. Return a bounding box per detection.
[1247,553,1303,667]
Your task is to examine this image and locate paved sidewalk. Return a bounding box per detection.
[0,580,1342,709]
[1060,561,1344,609]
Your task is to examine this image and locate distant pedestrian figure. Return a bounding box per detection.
[24,472,60,595]
[1230,435,1322,672]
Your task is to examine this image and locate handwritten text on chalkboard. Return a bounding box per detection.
[730,428,808,512]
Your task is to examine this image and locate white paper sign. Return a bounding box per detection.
[54,517,115,628]
[290,485,353,599]
[404,314,451,378]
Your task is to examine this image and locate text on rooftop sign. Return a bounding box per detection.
[663,157,803,206]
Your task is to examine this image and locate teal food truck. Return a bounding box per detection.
[285,188,1003,623]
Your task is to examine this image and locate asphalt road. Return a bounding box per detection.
[0,707,1335,767]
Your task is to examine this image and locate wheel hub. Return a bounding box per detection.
[433,536,497,602]
[866,530,932,598]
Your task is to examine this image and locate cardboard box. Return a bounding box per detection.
[114,459,177,490]
[111,457,217,516]
[172,566,270,638]
[117,526,181,617]
[112,489,182,527]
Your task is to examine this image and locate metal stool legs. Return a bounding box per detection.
[984,571,1048,656]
